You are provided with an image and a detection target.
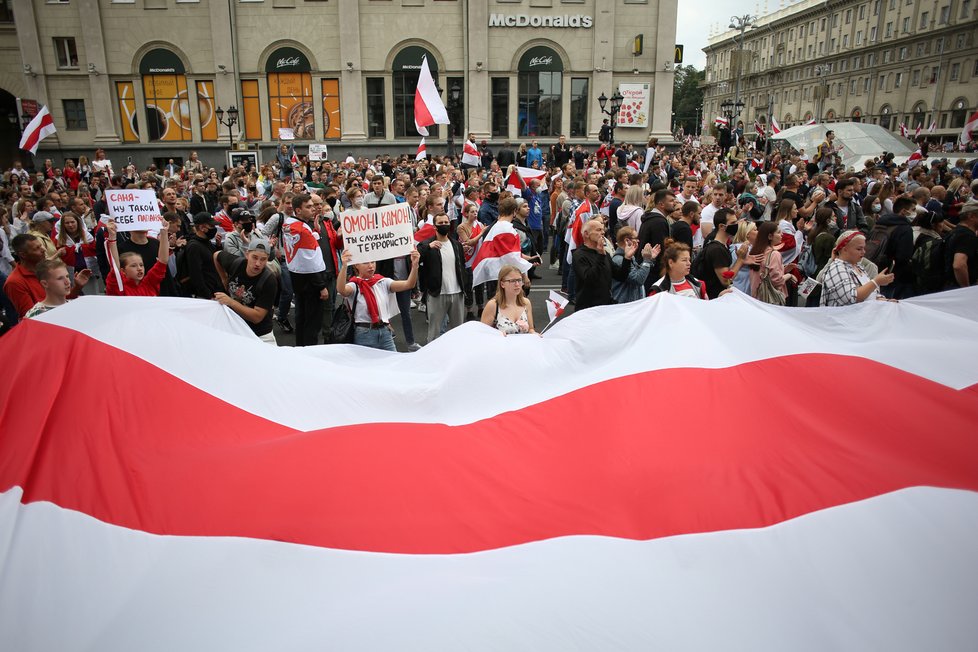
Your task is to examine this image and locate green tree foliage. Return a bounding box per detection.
[672,65,705,134]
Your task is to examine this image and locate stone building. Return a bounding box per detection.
[702,0,977,145]
[0,0,678,168]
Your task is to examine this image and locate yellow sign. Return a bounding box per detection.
[675,45,684,64]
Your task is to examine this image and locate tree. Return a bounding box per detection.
[672,65,705,135]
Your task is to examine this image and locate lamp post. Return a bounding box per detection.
[597,90,624,144]
[215,105,239,151]
[813,64,829,124]
[446,80,462,158]
[728,13,757,126]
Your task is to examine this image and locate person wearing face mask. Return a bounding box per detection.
[861,194,883,230]
[179,213,224,299]
[223,208,257,257]
[697,209,752,300]
[868,196,917,299]
[417,211,466,343]
[478,183,500,226]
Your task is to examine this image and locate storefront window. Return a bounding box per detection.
[196,80,217,141]
[266,47,314,140]
[139,49,191,142]
[570,77,589,137]
[116,81,138,142]
[241,80,262,141]
[393,45,439,139]
[321,78,342,139]
[492,78,509,137]
[366,78,386,139]
[517,46,563,137]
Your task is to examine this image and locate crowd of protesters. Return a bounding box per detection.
[1,130,976,349]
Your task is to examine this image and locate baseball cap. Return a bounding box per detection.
[32,210,56,223]
[192,212,216,226]
[959,200,978,217]
[247,238,272,254]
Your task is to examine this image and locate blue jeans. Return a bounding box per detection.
[354,325,396,351]
[394,289,415,346]
[277,261,293,320]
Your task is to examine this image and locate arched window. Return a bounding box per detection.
[266,47,314,140]
[950,98,970,129]
[879,105,892,130]
[518,46,563,137]
[392,46,440,139]
[851,108,862,123]
[140,49,190,142]
[911,102,927,130]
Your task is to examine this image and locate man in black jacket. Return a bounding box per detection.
[573,218,635,311]
[496,142,516,169]
[183,213,224,299]
[638,188,675,292]
[417,211,466,343]
[874,196,917,299]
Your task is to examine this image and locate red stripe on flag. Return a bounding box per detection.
[414,223,436,242]
[1,321,976,554]
[414,95,434,129]
[470,231,521,269]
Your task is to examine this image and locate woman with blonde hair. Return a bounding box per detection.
[729,220,757,294]
[56,212,92,278]
[481,264,536,335]
[618,184,647,232]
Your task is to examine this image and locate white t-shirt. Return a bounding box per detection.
[346,277,399,324]
[439,242,461,294]
[700,203,722,229]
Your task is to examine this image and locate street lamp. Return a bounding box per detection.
[597,90,624,144]
[215,105,239,150]
[446,80,462,158]
[813,64,830,123]
[728,13,757,124]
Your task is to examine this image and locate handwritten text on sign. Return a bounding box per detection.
[106,189,164,232]
[341,203,414,264]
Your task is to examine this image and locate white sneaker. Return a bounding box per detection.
[410,300,418,309]
[418,303,427,313]
[549,262,559,270]
[407,342,422,352]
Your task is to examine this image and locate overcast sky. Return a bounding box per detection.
[677,0,768,69]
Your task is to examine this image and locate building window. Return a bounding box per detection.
[392,46,439,138]
[62,99,87,130]
[517,46,563,137]
[912,69,921,85]
[850,79,857,94]
[920,11,929,28]
[240,80,261,141]
[53,37,78,69]
[265,47,313,139]
[843,35,849,48]
[856,31,862,45]
[321,78,341,139]
[899,47,907,60]
[974,60,978,76]
[939,5,950,23]
[903,17,910,32]
[873,0,879,14]
[950,101,968,128]
[858,3,865,19]
[950,63,960,80]
[884,50,892,63]
[366,77,385,139]
[864,77,871,92]
[0,0,13,22]
[116,81,139,142]
[570,77,588,137]
[885,22,893,38]
[845,9,851,23]
[895,72,903,88]
[879,75,886,90]
[139,49,191,142]
[957,34,966,49]
[962,0,973,17]
[870,26,877,41]
[196,80,217,141]
[491,78,509,138]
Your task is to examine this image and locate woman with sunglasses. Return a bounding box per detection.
[481,265,536,335]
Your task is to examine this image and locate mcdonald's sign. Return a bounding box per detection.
[674,44,684,64]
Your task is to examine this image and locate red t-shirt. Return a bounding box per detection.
[106,260,166,297]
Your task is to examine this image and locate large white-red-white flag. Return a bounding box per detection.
[770,116,781,134]
[415,138,427,161]
[18,105,56,155]
[470,219,532,286]
[414,56,449,137]
[959,110,978,145]
[461,140,481,167]
[4,293,978,649]
[565,199,593,263]
[1,292,977,649]
[505,166,547,194]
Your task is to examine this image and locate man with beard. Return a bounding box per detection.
[670,200,699,251]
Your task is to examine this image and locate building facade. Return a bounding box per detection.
[702,0,977,143]
[0,0,677,168]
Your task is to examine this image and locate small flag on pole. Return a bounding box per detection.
[770,116,781,134]
[416,138,427,160]
[414,56,450,137]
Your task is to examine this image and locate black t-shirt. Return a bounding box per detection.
[945,225,978,287]
[217,251,276,336]
[781,190,804,211]
[700,239,734,299]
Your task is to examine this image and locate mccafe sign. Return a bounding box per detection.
[489,14,594,28]
[265,46,311,73]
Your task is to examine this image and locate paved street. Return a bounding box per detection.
[272,261,567,350]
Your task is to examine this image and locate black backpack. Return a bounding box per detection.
[910,232,945,295]
[864,223,900,268]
